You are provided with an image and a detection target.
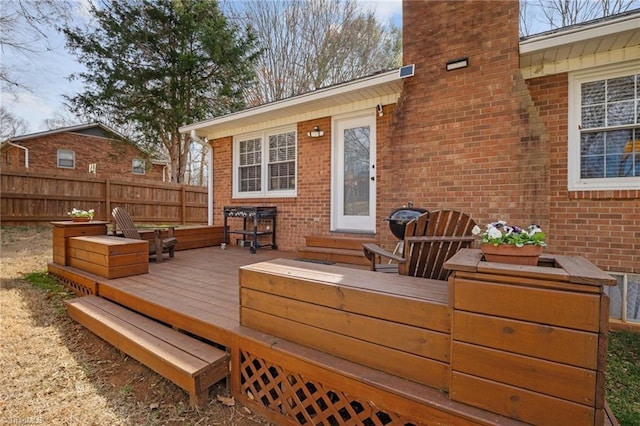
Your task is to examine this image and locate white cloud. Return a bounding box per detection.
[356,0,402,26]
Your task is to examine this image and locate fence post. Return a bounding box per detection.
[181,185,187,225]
[106,178,111,224]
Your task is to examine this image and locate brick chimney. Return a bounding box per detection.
[386,0,548,230]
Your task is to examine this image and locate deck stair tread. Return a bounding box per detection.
[65,295,229,406]
[298,235,376,266]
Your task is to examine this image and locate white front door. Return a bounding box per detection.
[332,112,376,232]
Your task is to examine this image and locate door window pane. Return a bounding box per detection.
[343,126,370,216]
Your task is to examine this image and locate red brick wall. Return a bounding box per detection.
[211,115,396,251]
[527,74,639,273]
[389,0,550,243]
[2,133,164,181]
[210,0,638,273]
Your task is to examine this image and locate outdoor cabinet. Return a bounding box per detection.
[51,221,108,265]
[445,249,616,426]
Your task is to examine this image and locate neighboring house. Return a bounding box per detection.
[181,2,638,326]
[1,123,169,181]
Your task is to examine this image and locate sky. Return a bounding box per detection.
[1,0,402,134]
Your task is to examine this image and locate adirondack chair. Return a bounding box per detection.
[111,207,177,263]
[363,210,476,280]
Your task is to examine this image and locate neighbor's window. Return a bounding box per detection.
[57,149,75,168]
[568,64,639,190]
[132,158,146,175]
[233,127,297,198]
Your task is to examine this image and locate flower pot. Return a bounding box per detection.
[71,217,92,222]
[481,243,542,266]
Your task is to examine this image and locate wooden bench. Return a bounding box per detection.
[66,296,229,406]
[68,235,148,279]
[239,258,451,390]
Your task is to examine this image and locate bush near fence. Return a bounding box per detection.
[1,171,208,225]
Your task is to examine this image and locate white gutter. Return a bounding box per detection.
[189,130,214,225]
[6,141,29,168]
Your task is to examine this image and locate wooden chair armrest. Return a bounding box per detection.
[363,243,406,271]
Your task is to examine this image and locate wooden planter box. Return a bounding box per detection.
[444,249,616,426]
[51,221,108,265]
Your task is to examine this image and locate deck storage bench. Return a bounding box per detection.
[68,235,148,279]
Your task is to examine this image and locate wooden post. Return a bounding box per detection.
[105,178,111,225]
[181,185,187,225]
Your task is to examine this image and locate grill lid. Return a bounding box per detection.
[385,207,428,240]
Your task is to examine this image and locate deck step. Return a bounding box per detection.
[304,234,377,250]
[298,235,376,266]
[297,246,370,266]
[65,296,229,406]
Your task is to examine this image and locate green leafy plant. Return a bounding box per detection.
[472,221,546,247]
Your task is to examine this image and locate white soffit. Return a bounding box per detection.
[520,12,640,78]
[180,69,403,139]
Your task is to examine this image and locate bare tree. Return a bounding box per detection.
[521,0,639,35]
[228,0,401,105]
[0,0,74,94]
[0,106,29,139]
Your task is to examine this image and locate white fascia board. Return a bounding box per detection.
[179,69,401,135]
[520,14,640,54]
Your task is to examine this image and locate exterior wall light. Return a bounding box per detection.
[446,57,469,71]
[307,126,324,138]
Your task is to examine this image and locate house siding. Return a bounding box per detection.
[210,0,637,274]
[2,133,164,181]
[212,116,395,251]
[527,74,639,273]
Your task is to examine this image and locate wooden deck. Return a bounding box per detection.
[50,244,618,425]
[51,245,529,425]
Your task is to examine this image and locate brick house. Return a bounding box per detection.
[181,2,638,326]
[1,123,168,181]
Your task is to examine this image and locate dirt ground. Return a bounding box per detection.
[0,225,271,425]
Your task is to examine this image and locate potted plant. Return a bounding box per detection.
[68,208,95,222]
[472,220,546,265]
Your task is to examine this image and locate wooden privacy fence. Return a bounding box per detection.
[1,171,208,224]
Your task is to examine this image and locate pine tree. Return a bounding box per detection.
[63,0,259,183]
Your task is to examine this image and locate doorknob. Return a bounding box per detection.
[370,176,375,181]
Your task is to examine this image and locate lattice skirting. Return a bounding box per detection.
[239,349,420,426]
[49,271,96,296]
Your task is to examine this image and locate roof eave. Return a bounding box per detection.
[179,69,403,136]
[520,12,640,54]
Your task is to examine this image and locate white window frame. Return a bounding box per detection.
[57,149,75,169]
[232,126,297,198]
[132,158,146,175]
[568,63,640,191]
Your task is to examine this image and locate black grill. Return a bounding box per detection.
[385,207,428,240]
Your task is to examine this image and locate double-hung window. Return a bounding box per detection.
[568,64,639,190]
[57,149,75,169]
[233,127,297,198]
[132,158,146,175]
